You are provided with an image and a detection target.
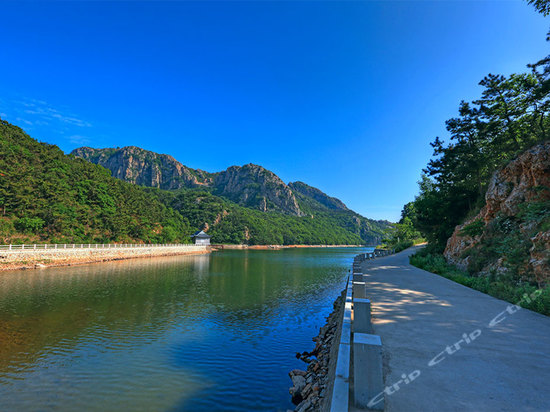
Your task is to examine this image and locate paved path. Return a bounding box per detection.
[360,246,550,412]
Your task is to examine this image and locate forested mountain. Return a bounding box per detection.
[0,120,191,244]
[1,119,390,245]
[151,188,376,245]
[210,164,303,216]
[289,181,349,212]
[73,147,303,216]
[71,145,390,244]
[71,146,214,189]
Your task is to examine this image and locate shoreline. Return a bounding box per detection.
[288,289,345,411]
[213,244,367,250]
[0,243,373,272]
[0,245,210,272]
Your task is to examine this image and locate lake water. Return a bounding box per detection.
[0,247,371,411]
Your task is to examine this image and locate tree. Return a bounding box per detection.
[527,0,550,16]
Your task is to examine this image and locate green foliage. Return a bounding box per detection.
[517,199,550,222]
[0,117,390,246]
[15,217,45,234]
[460,219,485,237]
[0,119,192,243]
[400,202,418,223]
[459,211,545,282]
[0,218,15,238]
[527,0,550,16]
[289,181,348,211]
[153,187,377,245]
[382,205,424,251]
[411,46,550,249]
[393,240,414,253]
[410,249,550,316]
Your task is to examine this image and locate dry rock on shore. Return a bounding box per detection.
[288,293,343,411]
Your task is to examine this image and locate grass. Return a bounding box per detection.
[410,248,550,316]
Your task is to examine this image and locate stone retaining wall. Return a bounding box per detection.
[0,245,210,270]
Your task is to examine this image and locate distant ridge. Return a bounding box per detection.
[70,145,391,244]
[72,146,303,216]
[288,181,349,211]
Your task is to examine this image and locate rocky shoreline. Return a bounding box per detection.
[288,290,345,412]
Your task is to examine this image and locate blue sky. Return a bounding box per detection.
[0,1,548,221]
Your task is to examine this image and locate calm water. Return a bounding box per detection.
[0,247,370,411]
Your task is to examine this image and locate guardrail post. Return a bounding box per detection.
[353,298,372,334]
[353,273,364,282]
[353,281,367,299]
[353,333,384,410]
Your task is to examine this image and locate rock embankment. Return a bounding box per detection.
[444,141,550,282]
[0,245,210,271]
[288,291,344,412]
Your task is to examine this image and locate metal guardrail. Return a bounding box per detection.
[0,243,204,251]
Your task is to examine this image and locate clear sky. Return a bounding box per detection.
[0,1,548,221]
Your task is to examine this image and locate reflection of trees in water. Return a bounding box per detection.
[0,254,212,372]
[0,248,354,377]
[205,249,349,335]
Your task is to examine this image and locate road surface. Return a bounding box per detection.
[360,246,550,412]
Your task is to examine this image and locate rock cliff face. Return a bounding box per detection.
[72,146,213,189]
[289,181,348,211]
[214,164,303,216]
[72,147,303,215]
[444,141,550,285]
[71,145,391,241]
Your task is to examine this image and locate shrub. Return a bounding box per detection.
[15,217,45,234]
[0,218,15,236]
[460,219,485,237]
[394,240,413,252]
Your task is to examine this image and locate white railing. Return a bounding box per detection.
[0,243,204,251]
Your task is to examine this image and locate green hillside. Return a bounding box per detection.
[0,119,389,245]
[152,189,364,245]
[0,119,192,244]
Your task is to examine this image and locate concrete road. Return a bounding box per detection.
[360,246,550,412]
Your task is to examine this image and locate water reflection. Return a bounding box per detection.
[0,248,368,411]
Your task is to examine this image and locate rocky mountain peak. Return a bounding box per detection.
[289,181,349,211]
[71,146,213,189]
[214,163,303,216]
[71,146,304,216]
